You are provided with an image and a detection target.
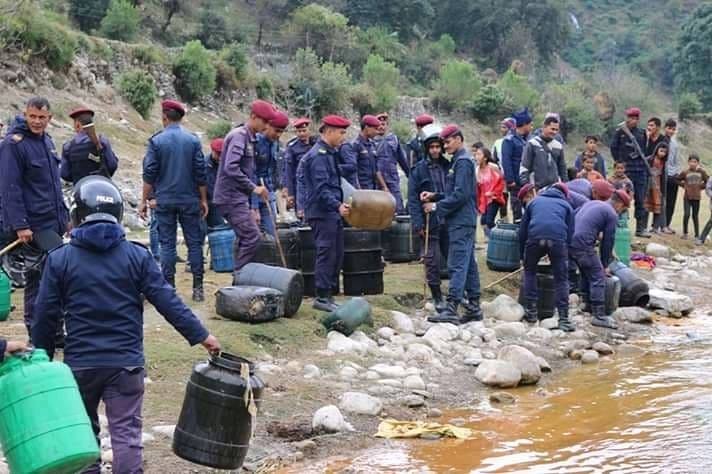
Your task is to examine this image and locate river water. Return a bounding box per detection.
[310,313,712,473]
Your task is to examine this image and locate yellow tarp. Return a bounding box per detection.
[374,419,473,440]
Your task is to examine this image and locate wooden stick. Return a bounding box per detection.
[484,267,523,290]
[0,239,23,258]
[260,178,287,268]
[423,212,430,302]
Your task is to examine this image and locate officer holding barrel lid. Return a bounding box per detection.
[32,176,220,474]
[301,115,352,312]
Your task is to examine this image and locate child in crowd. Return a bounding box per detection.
[645,142,669,233]
[678,154,709,241]
[576,154,604,182]
[608,161,634,197]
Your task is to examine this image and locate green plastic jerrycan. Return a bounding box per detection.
[0,269,10,321]
[0,349,99,474]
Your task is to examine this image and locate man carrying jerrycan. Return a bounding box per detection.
[32,176,220,473]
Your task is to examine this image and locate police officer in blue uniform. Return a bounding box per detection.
[421,125,483,324]
[139,100,208,302]
[407,114,435,166]
[408,125,450,311]
[339,115,387,190]
[60,106,118,184]
[0,97,68,337]
[375,113,410,214]
[283,118,316,217]
[253,110,288,236]
[501,108,533,222]
[301,115,352,312]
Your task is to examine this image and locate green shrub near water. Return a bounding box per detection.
[173,40,217,102]
[118,70,158,119]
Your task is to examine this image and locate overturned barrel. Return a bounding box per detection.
[486,222,520,272]
[342,228,384,296]
[173,353,264,470]
[605,275,622,315]
[609,261,649,307]
[233,263,303,317]
[215,286,284,323]
[344,190,396,230]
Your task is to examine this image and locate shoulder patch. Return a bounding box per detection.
[287,137,298,146]
[12,134,22,143]
[318,148,327,154]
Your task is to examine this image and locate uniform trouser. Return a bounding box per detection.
[683,198,701,237]
[257,193,278,237]
[571,248,605,306]
[156,202,204,285]
[149,211,160,258]
[509,185,523,222]
[24,264,42,337]
[220,201,260,272]
[73,368,144,474]
[447,225,480,302]
[627,168,649,231]
[700,212,712,243]
[385,179,405,214]
[665,176,679,227]
[309,218,344,294]
[422,226,448,287]
[523,240,569,312]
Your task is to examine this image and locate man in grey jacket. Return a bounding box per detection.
[663,118,681,233]
[519,115,567,189]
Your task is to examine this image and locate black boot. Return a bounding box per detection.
[591,304,618,329]
[523,302,538,323]
[580,292,592,314]
[557,307,575,332]
[429,285,447,313]
[313,289,338,312]
[461,298,483,323]
[427,300,460,324]
[192,275,204,302]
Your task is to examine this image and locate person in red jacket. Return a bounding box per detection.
[475,147,505,239]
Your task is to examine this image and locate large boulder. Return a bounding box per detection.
[482,295,524,322]
[614,307,653,324]
[312,405,354,432]
[646,243,670,258]
[648,288,693,316]
[474,360,522,388]
[338,392,383,416]
[497,345,542,385]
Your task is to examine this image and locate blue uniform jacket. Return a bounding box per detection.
[568,190,589,215]
[205,154,219,201]
[408,156,450,232]
[338,140,362,189]
[376,133,410,183]
[571,200,618,266]
[142,124,206,205]
[519,187,574,257]
[407,135,425,165]
[251,133,281,208]
[501,132,528,186]
[0,116,68,234]
[283,136,316,197]
[60,132,119,183]
[344,134,379,190]
[302,138,343,220]
[32,222,209,368]
[567,178,593,199]
[433,148,477,227]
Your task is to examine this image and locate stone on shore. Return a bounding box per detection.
[312,405,354,432]
[592,342,614,355]
[482,295,524,322]
[614,307,653,324]
[494,322,527,339]
[326,332,368,355]
[474,360,522,388]
[581,350,600,364]
[646,243,670,258]
[338,392,383,416]
[497,345,541,385]
[391,311,415,334]
[648,288,693,316]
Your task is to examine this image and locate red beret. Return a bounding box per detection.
[161,99,185,116]
[69,106,94,119]
[625,107,641,117]
[269,110,289,129]
[376,112,389,121]
[591,180,615,200]
[210,138,224,153]
[517,183,536,201]
[321,115,351,129]
[293,117,310,129]
[251,100,276,121]
[439,124,461,139]
[361,115,381,128]
[614,189,631,207]
[415,114,434,127]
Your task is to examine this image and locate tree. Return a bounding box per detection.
[432,60,481,111]
[497,68,539,110]
[674,4,712,109]
[160,0,183,34]
[245,0,288,48]
[99,0,140,42]
[197,8,229,50]
[362,54,400,112]
[289,3,349,61]
[173,40,216,102]
[69,0,110,32]
[343,0,435,41]
[118,70,158,119]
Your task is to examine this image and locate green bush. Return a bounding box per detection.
[20,16,78,70]
[390,119,412,144]
[678,93,702,120]
[316,61,352,113]
[497,68,539,110]
[255,75,274,100]
[99,0,140,42]
[118,70,158,119]
[432,60,481,111]
[222,43,249,81]
[207,120,233,140]
[350,83,377,116]
[470,84,506,123]
[173,40,217,102]
[198,9,229,50]
[69,0,110,32]
[214,59,239,92]
[363,54,400,112]
[133,45,164,65]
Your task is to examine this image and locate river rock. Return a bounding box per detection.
[648,288,693,315]
[303,364,321,379]
[401,395,425,408]
[535,356,552,372]
[428,408,443,418]
[327,332,368,355]
[404,343,435,364]
[481,328,497,342]
[339,392,383,416]
[474,360,522,388]
[490,391,516,404]
[581,350,599,364]
[376,327,396,341]
[378,378,403,387]
[646,243,670,258]
[340,366,359,379]
[142,433,155,444]
[152,425,176,438]
[365,370,380,380]
[312,405,354,432]
[423,323,460,342]
[592,342,614,355]
[497,345,541,384]
[459,329,473,343]
[614,307,653,324]
[391,311,415,334]
[527,327,553,343]
[569,293,580,307]
[482,294,524,322]
[370,363,407,378]
[404,375,426,390]
[350,331,379,352]
[368,385,399,396]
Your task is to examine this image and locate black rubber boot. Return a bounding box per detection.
[429,285,447,313]
[557,307,575,332]
[313,289,338,312]
[523,302,538,323]
[591,304,618,329]
[428,300,460,324]
[192,275,204,302]
[461,298,483,323]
